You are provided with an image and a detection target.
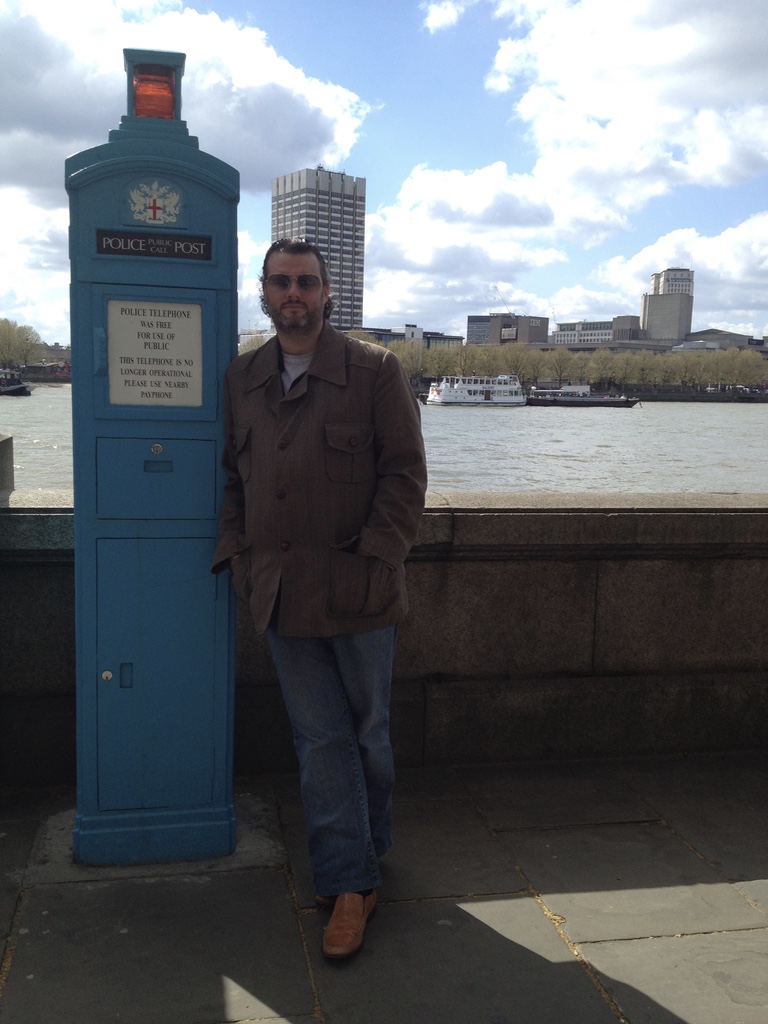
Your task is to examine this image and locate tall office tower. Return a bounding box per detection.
[271,167,366,329]
[641,267,694,341]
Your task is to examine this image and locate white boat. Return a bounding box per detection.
[424,374,526,406]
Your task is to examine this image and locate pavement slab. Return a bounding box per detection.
[456,760,659,830]
[582,929,768,1024]
[1,871,313,1024]
[275,767,527,906]
[616,751,768,882]
[736,879,768,917]
[0,792,44,946]
[304,895,620,1024]
[498,821,766,942]
[0,817,37,944]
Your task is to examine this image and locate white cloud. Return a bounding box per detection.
[370,162,556,259]
[546,283,635,325]
[421,0,480,33]
[453,0,768,245]
[0,187,71,342]
[0,0,370,342]
[0,1,368,202]
[362,136,664,334]
[363,161,567,335]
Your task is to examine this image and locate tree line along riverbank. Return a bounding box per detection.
[369,338,768,394]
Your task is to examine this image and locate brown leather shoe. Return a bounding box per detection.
[322,891,377,958]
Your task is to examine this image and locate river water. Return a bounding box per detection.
[3,384,768,493]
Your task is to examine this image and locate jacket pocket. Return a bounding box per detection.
[328,547,400,619]
[325,423,374,483]
[231,549,253,605]
[234,426,252,482]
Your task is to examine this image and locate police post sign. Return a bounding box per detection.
[96,229,212,260]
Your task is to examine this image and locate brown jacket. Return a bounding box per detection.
[212,324,427,636]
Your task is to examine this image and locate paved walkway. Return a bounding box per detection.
[1,750,767,1024]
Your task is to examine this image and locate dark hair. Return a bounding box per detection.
[260,238,335,321]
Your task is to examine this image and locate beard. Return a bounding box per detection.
[267,300,323,336]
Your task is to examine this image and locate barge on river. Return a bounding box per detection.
[423,374,526,407]
[0,371,34,396]
[527,386,638,408]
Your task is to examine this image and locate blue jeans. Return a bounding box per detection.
[267,625,397,897]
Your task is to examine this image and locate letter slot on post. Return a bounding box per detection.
[66,50,239,864]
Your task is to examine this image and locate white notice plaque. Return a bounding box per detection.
[107,300,203,406]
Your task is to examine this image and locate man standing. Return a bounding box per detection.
[213,239,427,958]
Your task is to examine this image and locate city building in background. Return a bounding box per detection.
[363,324,463,350]
[466,314,498,345]
[649,268,695,296]
[674,329,768,352]
[641,268,695,342]
[549,316,647,349]
[271,167,365,329]
[466,313,549,345]
[551,320,614,346]
[40,341,71,362]
[464,268,714,354]
[237,329,272,350]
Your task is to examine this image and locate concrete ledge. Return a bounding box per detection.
[0,487,75,510]
[4,488,768,512]
[0,489,75,560]
[0,434,13,492]
[425,491,768,510]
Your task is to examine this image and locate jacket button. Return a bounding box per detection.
[278,440,288,450]
[349,436,358,447]
[280,541,290,551]
[277,490,286,499]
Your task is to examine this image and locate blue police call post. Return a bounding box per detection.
[66,50,239,864]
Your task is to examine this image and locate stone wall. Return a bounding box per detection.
[0,435,13,491]
[2,493,768,785]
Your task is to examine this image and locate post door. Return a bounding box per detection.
[96,536,216,810]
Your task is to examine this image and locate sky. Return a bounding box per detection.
[2,0,768,348]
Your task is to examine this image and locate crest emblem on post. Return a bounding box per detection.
[129,181,181,224]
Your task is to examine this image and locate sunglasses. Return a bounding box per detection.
[265,274,322,291]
